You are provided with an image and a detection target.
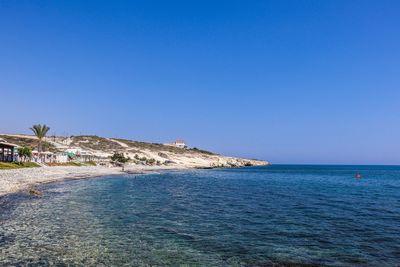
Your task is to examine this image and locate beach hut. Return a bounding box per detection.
[0,140,19,162]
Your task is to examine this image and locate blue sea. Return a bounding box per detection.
[1,165,400,266]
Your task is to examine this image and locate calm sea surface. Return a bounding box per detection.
[1,165,400,266]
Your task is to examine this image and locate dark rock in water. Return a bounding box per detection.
[0,233,15,246]
[28,187,42,197]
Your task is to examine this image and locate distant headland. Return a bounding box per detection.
[0,127,268,196]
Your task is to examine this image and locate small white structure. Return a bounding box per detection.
[56,154,69,163]
[174,140,187,149]
[31,151,57,163]
[64,148,96,162]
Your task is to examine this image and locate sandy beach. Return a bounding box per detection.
[0,165,188,197]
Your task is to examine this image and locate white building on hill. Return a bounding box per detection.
[174,140,187,149]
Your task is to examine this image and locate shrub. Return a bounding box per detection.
[18,146,32,161]
[111,153,130,164]
[147,158,155,165]
[158,152,169,159]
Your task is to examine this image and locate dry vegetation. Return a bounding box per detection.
[0,134,266,169]
[0,135,57,152]
[115,138,216,155]
[46,161,97,167]
[1,134,216,156]
[0,162,41,169]
[70,136,123,151]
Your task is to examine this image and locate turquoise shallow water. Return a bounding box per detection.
[1,165,400,266]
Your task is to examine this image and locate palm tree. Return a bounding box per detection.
[30,124,50,152]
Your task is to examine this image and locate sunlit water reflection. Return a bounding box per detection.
[1,166,400,266]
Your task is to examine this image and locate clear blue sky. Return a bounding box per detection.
[1,0,399,165]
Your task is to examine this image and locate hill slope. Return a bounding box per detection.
[0,134,268,168]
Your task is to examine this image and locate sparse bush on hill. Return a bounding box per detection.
[111,152,130,164]
[71,136,123,151]
[158,152,169,158]
[190,147,215,155]
[146,158,155,165]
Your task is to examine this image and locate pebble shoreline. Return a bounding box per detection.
[0,165,187,197]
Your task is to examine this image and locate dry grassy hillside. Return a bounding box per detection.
[1,134,268,168]
[0,135,57,152]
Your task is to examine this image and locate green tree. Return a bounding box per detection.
[18,146,32,162]
[147,158,155,165]
[30,124,50,152]
[111,153,130,164]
